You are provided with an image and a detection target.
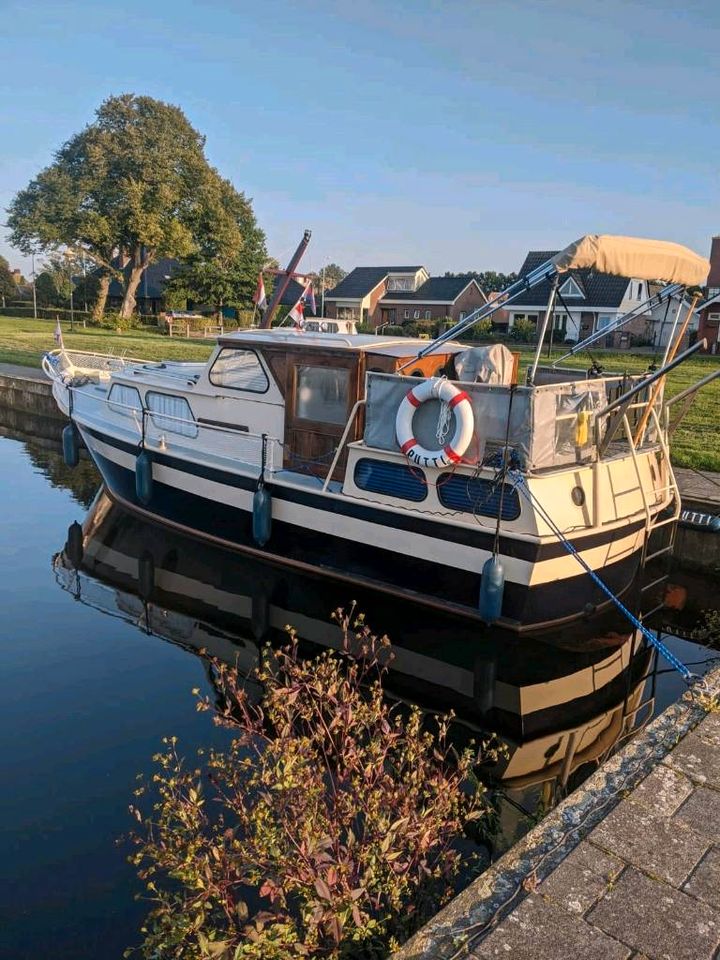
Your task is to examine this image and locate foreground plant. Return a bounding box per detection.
[127,608,489,959]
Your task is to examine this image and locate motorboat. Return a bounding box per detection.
[44,234,716,633]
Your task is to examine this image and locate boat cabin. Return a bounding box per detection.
[210,330,468,477]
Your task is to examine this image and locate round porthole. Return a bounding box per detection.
[410,369,424,377]
[571,486,586,506]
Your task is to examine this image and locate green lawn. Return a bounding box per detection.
[0,315,215,368]
[1,316,718,471]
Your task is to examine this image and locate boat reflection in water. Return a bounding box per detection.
[53,490,657,848]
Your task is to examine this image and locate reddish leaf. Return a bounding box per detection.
[314,877,332,901]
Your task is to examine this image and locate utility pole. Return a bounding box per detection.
[261,230,311,329]
[321,264,326,318]
[31,252,37,319]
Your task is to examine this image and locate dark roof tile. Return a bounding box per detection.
[380,276,481,302]
[511,250,630,309]
[325,266,424,299]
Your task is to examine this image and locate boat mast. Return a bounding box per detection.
[260,229,312,329]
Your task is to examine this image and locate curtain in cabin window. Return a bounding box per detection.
[146,392,198,438]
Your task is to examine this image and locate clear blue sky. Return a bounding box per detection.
[1,0,718,276]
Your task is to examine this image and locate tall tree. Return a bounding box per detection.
[7,94,265,319]
[166,175,267,313]
[0,256,16,308]
[313,262,346,293]
[444,270,517,294]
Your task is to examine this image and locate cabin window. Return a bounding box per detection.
[295,366,349,425]
[437,474,521,520]
[354,458,427,502]
[146,392,198,438]
[209,348,269,393]
[108,383,142,418]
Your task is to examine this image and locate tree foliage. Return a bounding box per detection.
[443,270,518,294]
[127,609,491,959]
[0,256,16,305]
[311,263,346,294]
[7,94,266,318]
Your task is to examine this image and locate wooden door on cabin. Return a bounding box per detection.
[282,351,362,479]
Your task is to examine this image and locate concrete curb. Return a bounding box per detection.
[393,665,720,960]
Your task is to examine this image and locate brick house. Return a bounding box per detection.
[696,236,720,354]
[506,249,689,347]
[324,266,486,327]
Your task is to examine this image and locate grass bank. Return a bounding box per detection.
[0,316,717,470]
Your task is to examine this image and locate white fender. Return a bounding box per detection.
[395,378,474,468]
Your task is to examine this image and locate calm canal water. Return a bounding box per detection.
[1,420,716,960]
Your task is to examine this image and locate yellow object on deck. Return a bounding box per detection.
[575,410,591,447]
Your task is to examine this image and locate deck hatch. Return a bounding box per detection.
[437,474,521,520]
[354,458,427,502]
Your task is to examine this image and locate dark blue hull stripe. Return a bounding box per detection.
[85,441,643,630]
[80,425,647,564]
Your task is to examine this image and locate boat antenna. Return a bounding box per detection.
[261,229,312,329]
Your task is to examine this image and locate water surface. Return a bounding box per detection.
[1,424,716,959]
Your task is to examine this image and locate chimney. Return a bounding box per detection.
[707,236,720,288]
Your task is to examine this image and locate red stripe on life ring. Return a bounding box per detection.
[400,438,418,454]
[406,391,422,408]
[448,390,471,410]
[443,444,462,463]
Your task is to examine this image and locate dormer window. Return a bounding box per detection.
[559,277,583,298]
[387,277,416,292]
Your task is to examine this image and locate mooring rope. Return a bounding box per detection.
[509,470,696,684]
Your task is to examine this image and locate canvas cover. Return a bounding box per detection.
[552,235,709,287]
[363,373,609,470]
[453,343,515,385]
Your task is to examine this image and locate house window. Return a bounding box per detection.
[553,312,568,333]
[209,348,269,393]
[559,277,583,298]
[387,277,416,292]
[354,458,427,502]
[403,309,410,320]
[707,287,719,298]
[146,392,198,438]
[337,306,360,321]
[108,383,142,418]
[413,310,420,320]
[424,309,432,320]
[597,314,614,330]
[459,311,466,321]
[295,366,349,425]
[707,313,720,328]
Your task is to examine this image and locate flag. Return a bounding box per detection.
[304,280,317,316]
[288,293,305,329]
[53,318,64,348]
[253,273,267,313]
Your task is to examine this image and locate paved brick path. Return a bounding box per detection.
[394,670,720,960]
[473,711,720,960]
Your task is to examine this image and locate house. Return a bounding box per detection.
[647,282,697,350]
[696,236,720,354]
[106,257,182,314]
[324,266,486,327]
[506,250,665,347]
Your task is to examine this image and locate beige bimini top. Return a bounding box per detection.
[552,235,709,286]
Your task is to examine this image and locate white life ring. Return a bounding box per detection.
[396,378,474,468]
